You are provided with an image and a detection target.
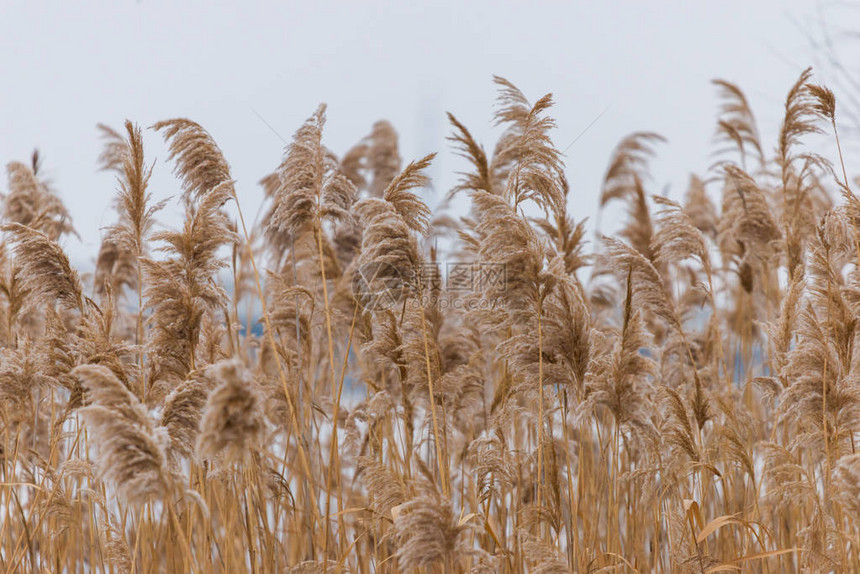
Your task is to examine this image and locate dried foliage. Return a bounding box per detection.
[196,359,267,465]
[73,364,168,503]
[1,71,859,574]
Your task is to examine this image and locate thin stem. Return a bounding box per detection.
[420,303,448,497]
[536,301,545,518]
[319,225,341,561]
[229,189,320,529]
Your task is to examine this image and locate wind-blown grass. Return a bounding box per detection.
[0,71,859,573]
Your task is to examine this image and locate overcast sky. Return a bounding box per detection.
[1,1,857,267]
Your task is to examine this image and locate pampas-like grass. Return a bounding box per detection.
[73,364,168,503]
[3,71,860,574]
[1,222,83,312]
[4,156,75,241]
[264,104,357,265]
[142,181,237,386]
[196,359,266,466]
[381,153,435,234]
[153,118,233,202]
[353,196,422,307]
[107,121,163,260]
[590,268,655,429]
[712,78,764,168]
[161,367,218,462]
[492,76,565,215]
[447,112,493,197]
[391,488,475,572]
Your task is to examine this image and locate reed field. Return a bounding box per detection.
[1,70,860,573]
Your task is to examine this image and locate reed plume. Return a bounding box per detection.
[1,222,83,312]
[153,118,233,202]
[3,155,75,241]
[73,364,169,503]
[2,70,860,574]
[196,359,266,466]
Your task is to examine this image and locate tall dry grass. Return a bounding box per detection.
[1,70,860,573]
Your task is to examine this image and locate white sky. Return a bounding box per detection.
[1,1,857,268]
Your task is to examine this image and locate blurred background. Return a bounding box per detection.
[1,0,858,267]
